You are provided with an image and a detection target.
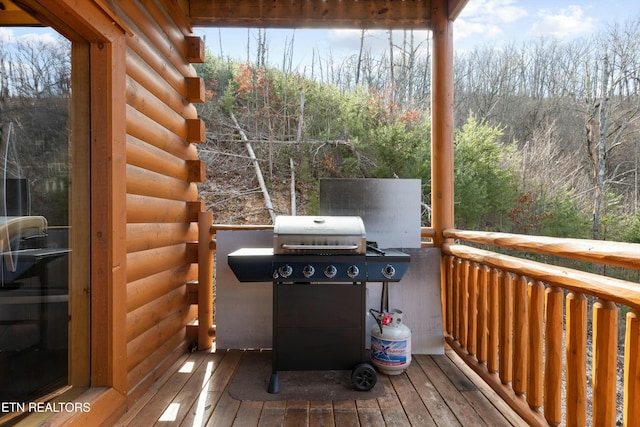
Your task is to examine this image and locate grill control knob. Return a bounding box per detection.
[324,265,337,278]
[382,264,396,279]
[279,264,293,278]
[302,265,315,278]
[347,265,360,278]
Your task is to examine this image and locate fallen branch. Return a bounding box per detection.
[230,112,276,223]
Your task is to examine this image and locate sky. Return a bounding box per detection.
[191,0,640,72]
[0,0,638,71]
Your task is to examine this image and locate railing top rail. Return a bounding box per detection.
[443,242,640,310]
[444,228,640,270]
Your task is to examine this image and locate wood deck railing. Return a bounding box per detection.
[213,224,639,425]
[439,228,640,426]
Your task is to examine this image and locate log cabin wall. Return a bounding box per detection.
[11,1,208,422]
[113,0,207,403]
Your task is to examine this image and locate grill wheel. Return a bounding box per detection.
[351,362,377,391]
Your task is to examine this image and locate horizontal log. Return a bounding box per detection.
[126,244,189,283]
[118,0,198,87]
[445,228,640,270]
[127,285,188,342]
[127,77,191,140]
[126,164,198,201]
[189,0,433,29]
[443,243,640,310]
[127,134,191,181]
[127,222,197,253]
[127,194,191,223]
[126,105,198,160]
[127,264,197,312]
[126,47,198,118]
[126,310,190,373]
[141,0,202,63]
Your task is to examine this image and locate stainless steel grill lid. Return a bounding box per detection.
[273,215,366,254]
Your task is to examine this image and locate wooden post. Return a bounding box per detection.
[592,299,618,426]
[527,280,544,410]
[198,211,214,350]
[467,262,478,357]
[459,260,469,348]
[544,287,563,426]
[499,272,513,385]
[566,292,587,426]
[513,275,528,396]
[487,268,500,373]
[430,0,454,247]
[476,265,489,364]
[624,309,640,425]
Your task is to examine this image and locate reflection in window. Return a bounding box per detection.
[0,32,71,411]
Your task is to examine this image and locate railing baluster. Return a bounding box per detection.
[477,265,489,364]
[527,280,544,410]
[566,292,587,426]
[487,267,500,373]
[468,262,478,357]
[499,271,513,385]
[592,300,618,426]
[513,274,528,396]
[444,255,454,336]
[545,286,563,426]
[624,308,640,425]
[460,260,469,348]
[453,258,461,342]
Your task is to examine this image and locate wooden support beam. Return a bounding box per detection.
[430,0,454,247]
[188,0,434,29]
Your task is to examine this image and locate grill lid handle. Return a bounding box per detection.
[280,243,360,250]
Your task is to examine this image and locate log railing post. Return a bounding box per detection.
[592,300,618,426]
[624,309,640,425]
[499,272,513,385]
[467,262,478,356]
[197,211,214,350]
[544,286,563,426]
[527,280,544,410]
[487,268,500,373]
[476,265,489,364]
[513,275,528,396]
[566,292,587,426]
[459,260,469,348]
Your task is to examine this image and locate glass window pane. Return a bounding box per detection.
[0,30,71,409]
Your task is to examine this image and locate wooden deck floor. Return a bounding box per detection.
[114,347,527,427]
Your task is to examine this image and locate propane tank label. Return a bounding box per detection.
[370,336,411,366]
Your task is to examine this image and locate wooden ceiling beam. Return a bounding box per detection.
[0,0,40,26]
[188,0,436,30]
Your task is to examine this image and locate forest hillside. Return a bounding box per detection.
[195,18,640,244]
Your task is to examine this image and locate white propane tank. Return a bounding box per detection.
[370,309,412,375]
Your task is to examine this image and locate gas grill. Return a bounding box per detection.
[227,215,410,393]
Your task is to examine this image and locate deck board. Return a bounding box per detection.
[114,349,527,426]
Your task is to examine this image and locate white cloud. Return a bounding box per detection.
[455,0,528,46]
[0,28,14,43]
[526,5,597,39]
[461,0,528,24]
